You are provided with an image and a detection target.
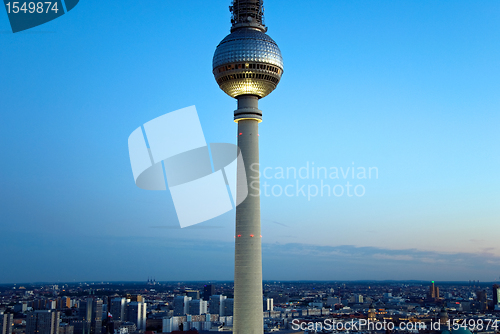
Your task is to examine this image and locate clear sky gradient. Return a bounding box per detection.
[1,0,499,284]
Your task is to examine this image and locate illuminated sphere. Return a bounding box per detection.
[213,28,283,99]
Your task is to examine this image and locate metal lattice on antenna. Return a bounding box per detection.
[229,0,267,32]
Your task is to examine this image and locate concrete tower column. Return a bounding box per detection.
[212,1,283,333]
[233,95,263,334]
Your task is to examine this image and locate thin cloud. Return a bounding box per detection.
[149,225,224,229]
[262,219,289,227]
[372,254,414,261]
[262,242,500,279]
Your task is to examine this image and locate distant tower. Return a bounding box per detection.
[213,1,283,334]
[439,308,449,325]
[367,304,376,321]
[428,281,439,300]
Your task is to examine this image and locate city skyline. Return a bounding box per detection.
[3,279,500,286]
[2,280,500,334]
[1,0,499,284]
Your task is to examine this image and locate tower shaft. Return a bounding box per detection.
[234,95,263,334]
[213,1,282,332]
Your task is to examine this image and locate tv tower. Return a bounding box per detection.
[212,1,283,334]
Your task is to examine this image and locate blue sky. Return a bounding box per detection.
[0,0,499,284]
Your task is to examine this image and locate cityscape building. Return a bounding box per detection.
[125,295,143,303]
[493,284,500,306]
[203,285,215,301]
[125,301,146,331]
[13,302,27,313]
[109,298,127,321]
[173,296,191,316]
[476,290,488,310]
[2,281,500,334]
[26,310,60,334]
[367,304,376,321]
[0,310,13,334]
[428,281,440,300]
[222,298,235,317]
[439,308,449,325]
[58,323,74,334]
[76,299,102,334]
[185,291,200,300]
[209,295,227,315]
[188,300,207,315]
[263,298,273,312]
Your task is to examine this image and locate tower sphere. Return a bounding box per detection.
[213,28,283,99]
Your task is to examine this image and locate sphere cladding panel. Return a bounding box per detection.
[213,29,283,98]
[213,29,283,69]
